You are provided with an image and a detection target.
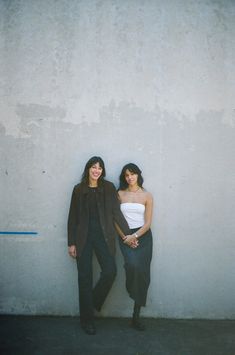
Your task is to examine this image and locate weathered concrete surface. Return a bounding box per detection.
[0,0,235,318]
[1,316,235,355]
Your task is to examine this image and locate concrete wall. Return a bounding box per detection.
[0,0,235,318]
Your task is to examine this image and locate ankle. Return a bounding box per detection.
[133,304,142,318]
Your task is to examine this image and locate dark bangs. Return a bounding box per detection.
[119,163,144,190]
[81,156,106,185]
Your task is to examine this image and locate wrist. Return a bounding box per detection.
[133,232,139,239]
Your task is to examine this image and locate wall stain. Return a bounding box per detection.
[16,103,66,120]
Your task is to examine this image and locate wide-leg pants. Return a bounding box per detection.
[76,223,116,322]
[119,228,153,306]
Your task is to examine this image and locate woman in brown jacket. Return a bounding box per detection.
[68,156,130,335]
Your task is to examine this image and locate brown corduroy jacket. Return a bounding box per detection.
[67,180,130,257]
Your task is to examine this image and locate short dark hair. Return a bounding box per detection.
[81,156,106,185]
[119,163,144,190]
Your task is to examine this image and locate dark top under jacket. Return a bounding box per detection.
[67,180,130,257]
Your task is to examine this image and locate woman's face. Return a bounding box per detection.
[125,169,138,187]
[89,162,103,182]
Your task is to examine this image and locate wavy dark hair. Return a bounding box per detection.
[81,156,106,185]
[119,163,144,190]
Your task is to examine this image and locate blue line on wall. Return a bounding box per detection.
[0,231,38,235]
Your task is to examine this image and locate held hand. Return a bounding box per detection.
[130,239,139,248]
[123,235,139,248]
[68,245,77,258]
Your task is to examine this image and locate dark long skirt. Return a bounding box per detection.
[119,228,153,306]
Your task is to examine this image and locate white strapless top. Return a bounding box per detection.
[120,203,145,229]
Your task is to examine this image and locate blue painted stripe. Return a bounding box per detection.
[0,231,38,235]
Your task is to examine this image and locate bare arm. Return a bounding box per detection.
[134,192,153,238]
[124,192,153,246]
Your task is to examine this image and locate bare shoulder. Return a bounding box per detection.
[118,189,126,199]
[142,189,153,202]
[118,189,124,196]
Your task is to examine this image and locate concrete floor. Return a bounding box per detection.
[0,316,235,355]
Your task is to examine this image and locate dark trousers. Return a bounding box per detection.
[76,224,116,322]
[119,228,152,306]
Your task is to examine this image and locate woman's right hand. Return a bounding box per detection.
[123,235,139,248]
[68,245,77,258]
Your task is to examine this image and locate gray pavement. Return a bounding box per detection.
[0,316,235,355]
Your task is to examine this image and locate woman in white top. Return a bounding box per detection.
[117,163,153,331]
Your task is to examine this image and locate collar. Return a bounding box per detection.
[80,181,104,194]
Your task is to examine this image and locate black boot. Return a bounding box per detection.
[131,303,145,331]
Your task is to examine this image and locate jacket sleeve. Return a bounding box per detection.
[67,186,79,246]
[111,184,130,236]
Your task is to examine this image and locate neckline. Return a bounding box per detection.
[121,202,145,207]
[127,187,141,193]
